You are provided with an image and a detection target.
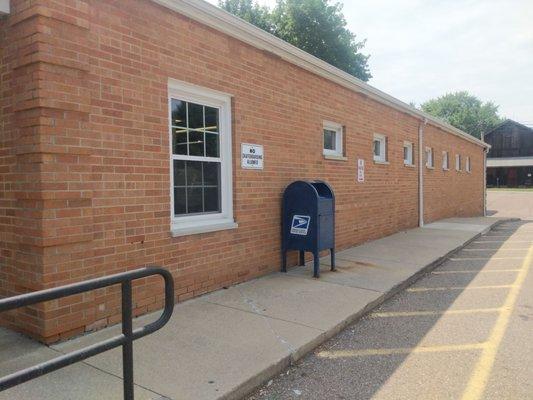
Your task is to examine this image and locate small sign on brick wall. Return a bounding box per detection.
[241,143,264,170]
[357,159,365,182]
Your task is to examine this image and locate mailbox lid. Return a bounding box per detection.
[310,181,334,215]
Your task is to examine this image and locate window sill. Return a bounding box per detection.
[373,160,389,165]
[443,168,450,171]
[171,219,238,237]
[404,163,416,168]
[323,154,348,161]
[426,166,435,170]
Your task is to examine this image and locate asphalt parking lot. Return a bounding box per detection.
[487,190,533,220]
[247,195,533,399]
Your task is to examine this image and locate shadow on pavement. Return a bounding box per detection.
[248,220,528,400]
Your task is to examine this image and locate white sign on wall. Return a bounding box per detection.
[241,143,264,170]
[357,159,365,182]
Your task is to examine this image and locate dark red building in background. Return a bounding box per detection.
[485,120,533,187]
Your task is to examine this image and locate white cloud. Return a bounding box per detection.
[207,0,533,122]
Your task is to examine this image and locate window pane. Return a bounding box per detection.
[186,161,203,186]
[203,162,220,186]
[173,127,188,155]
[205,133,219,158]
[174,187,186,215]
[188,103,203,129]
[173,160,186,186]
[324,129,336,151]
[373,140,380,156]
[187,188,203,213]
[205,106,219,132]
[189,130,204,156]
[171,100,187,127]
[204,187,220,213]
[403,146,408,161]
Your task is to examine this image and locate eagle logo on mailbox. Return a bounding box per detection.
[290,215,311,236]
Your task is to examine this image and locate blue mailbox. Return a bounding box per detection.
[281,180,335,278]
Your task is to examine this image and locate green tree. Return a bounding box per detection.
[219,0,371,81]
[218,0,274,33]
[421,92,503,139]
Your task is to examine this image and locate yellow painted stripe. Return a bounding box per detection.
[461,245,533,400]
[450,257,524,260]
[407,285,514,292]
[462,248,529,251]
[370,308,501,318]
[432,269,521,274]
[473,241,533,244]
[317,342,487,358]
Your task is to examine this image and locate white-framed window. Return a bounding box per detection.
[168,79,236,236]
[466,156,471,173]
[425,146,434,168]
[403,141,414,166]
[373,134,387,163]
[323,121,343,157]
[442,151,449,170]
[456,154,462,171]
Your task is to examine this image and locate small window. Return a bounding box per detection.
[403,141,414,166]
[466,156,471,173]
[373,134,387,163]
[323,122,343,157]
[442,151,449,170]
[456,154,462,171]
[425,146,434,168]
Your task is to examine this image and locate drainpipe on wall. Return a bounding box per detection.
[481,131,487,217]
[418,118,427,227]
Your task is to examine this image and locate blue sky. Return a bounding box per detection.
[206,0,533,125]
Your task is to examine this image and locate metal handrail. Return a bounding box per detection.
[0,267,174,400]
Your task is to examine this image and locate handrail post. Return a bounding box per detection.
[122,280,134,400]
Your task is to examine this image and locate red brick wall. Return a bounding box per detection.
[423,124,484,223]
[0,0,484,342]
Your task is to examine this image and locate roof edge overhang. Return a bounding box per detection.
[0,0,9,15]
[152,0,490,149]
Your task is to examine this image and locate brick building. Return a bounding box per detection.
[0,0,488,343]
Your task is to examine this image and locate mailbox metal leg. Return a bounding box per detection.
[313,251,320,278]
[299,251,305,266]
[281,250,287,272]
[330,249,336,271]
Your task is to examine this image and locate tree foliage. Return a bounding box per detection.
[219,0,371,81]
[421,91,503,139]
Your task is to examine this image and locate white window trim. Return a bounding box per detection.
[373,133,387,163]
[442,151,449,170]
[168,78,237,237]
[403,141,414,166]
[425,146,434,169]
[322,121,343,157]
[456,154,462,171]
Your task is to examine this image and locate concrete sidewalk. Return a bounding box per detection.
[0,217,504,400]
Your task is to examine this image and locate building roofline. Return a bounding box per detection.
[484,119,533,137]
[152,0,489,149]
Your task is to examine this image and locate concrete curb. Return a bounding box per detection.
[224,218,513,400]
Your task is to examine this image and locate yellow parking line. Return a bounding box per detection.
[462,248,529,251]
[317,343,487,358]
[432,269,521,274]
[461,245,533,400]
[450,257,524,260]
[473,241,533,243]
[407,285,514,292]
[370,308,501,318]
